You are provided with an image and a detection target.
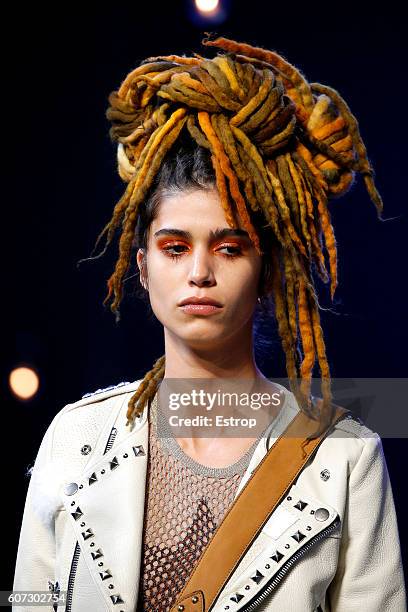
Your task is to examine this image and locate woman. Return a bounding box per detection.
[13,36,406,611]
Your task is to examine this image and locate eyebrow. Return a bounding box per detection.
[153,227,250,241]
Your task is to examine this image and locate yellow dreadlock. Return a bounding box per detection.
[95,35,384,441]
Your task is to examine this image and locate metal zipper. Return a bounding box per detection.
[48,579,61,612]
[103,426,118,454]
[65,426,117,610]
[65,542,81,612]
[235,516,341,612]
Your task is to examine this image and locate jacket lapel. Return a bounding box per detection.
[61,405,149,611]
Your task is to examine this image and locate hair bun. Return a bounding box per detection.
[227,66,297,157]
[304,93,356,198]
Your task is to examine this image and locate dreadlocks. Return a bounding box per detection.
[95,35,384,442]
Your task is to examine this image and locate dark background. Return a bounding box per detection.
[3,0,407,590]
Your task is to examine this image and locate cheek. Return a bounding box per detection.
[145,254,181,312]
[223,261,261,310]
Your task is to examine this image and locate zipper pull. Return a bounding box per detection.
[48,579,61,612]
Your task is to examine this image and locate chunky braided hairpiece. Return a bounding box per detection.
[95,35,384,441]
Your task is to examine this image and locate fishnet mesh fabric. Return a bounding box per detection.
[136,395,257,611]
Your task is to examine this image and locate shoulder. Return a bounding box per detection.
[320,411,385,475]
[69,379,143,409]
[56,378,143,420]
[42,379,144,456]
[286,390,383,471]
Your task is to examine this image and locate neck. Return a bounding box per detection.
[159,321,283,452]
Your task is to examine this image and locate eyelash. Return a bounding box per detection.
[161,243,243,260]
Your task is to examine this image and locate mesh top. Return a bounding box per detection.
[136,390,273,611]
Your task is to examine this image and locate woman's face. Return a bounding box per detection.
[136,187,263,349]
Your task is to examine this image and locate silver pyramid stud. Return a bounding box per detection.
[250,570,264,584]
[109,456,119,470]
[270,550,284,562]
[110,594,124,604]
[291,530,306,542]
[82,528,94,540]
[71,507,83,521]
[294,500,308,511]
[91,548,104,560]
[230,593,244,603]
[100,569,112,581]
[88,472,98,485]
[133,445,145,456]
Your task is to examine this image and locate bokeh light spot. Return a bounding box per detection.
[195,0,219,13]
[9,366,40,400]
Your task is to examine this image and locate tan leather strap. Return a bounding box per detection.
[170,403,350,612]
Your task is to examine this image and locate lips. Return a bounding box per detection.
[178,296,222,307]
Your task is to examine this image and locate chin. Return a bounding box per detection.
[173,324,228,346]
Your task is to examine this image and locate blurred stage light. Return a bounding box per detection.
[195,0,219,12]
[9,366,40,401]
[187,0,229,26]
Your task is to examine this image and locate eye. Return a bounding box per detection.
[161,244,188,259]
[217,244,243,257]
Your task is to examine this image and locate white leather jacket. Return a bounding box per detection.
[13,380,407,611]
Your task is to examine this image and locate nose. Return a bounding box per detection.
[187,246,216,287]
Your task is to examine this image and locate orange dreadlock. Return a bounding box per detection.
[92,35,384,441]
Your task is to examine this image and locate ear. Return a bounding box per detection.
[136,248,148,290]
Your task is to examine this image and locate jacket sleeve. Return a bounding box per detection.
[327,433,407,611]
[12,412,62,611]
